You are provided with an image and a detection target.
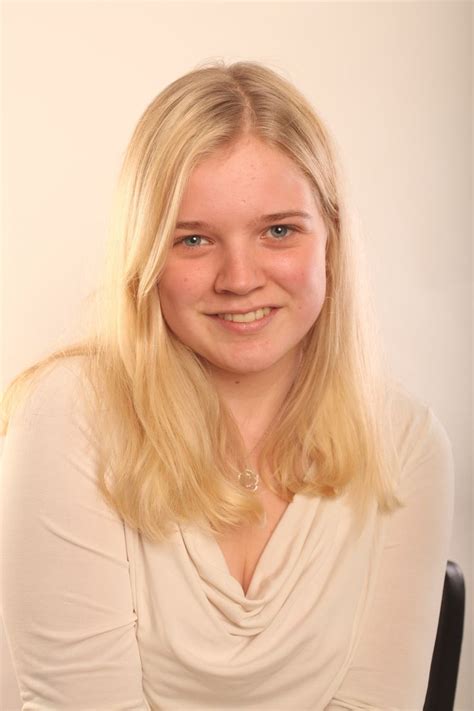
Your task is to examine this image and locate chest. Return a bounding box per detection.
[215,490,290,595]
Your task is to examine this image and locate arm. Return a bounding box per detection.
[325,403,455,711]
[0,362,150,710]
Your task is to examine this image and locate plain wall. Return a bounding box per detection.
[1,1,472,709]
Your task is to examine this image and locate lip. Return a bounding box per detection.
[208,305,278,316]
[206,307,279,333]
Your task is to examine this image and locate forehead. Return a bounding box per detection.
[178,137,319,220]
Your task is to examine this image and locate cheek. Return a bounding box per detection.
[159,267,200,310]
[299,265,326,322]
[159,272,212,338]
[278,249,326,300]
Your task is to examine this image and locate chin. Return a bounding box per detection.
[206,351,296,377]
[206,361,264,376]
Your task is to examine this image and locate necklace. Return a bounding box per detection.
[237,429,268,493]
[238,466,260,492]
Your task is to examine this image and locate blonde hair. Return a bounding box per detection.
[0,60,403,542]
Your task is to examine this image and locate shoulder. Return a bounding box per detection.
[385,381,454,498]
[8,355,95,431]
[387,382,453,462]
[2,356,105,501]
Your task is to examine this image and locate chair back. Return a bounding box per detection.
[423,560,465,711]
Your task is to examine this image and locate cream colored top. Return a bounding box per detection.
[0,358,454,710]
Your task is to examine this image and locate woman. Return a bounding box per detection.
[0,61,454,710]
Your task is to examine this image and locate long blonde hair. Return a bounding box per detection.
[0,60,403,542]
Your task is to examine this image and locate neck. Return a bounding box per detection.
[207,351,301,450]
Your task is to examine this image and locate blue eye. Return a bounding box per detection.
[268,224,293,239]
[184,235,202,247]
[178,235,209,248]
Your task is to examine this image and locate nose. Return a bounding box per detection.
[214,243,266,295]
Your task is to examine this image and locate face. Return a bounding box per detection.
[158,135,328,379]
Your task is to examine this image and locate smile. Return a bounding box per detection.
[217,307,272,323]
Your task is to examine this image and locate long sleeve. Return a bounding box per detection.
[0,361,150,710]
[324,401,455,711]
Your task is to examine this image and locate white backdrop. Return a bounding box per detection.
[1,2,472,709]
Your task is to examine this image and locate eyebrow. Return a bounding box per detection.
[175,211,313,231]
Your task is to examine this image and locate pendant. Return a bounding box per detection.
[238,467,260,492]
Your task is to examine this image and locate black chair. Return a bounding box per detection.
[423,560,465,711]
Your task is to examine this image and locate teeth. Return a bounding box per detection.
[218,307,272,323]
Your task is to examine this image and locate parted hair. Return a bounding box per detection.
[0,59,403,542]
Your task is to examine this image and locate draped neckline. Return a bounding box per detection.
[179,492,338,635]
